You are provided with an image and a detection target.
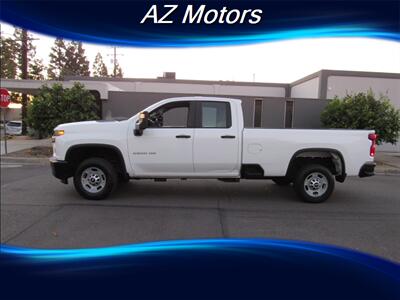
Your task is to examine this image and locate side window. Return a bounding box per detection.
[148,102,189,128]
[200,102,231,128]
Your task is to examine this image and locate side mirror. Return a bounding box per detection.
[134,111,149,136]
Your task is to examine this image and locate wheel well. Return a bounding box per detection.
[65,145,127,178]
[286,149,345,179]
[241,164,265,179]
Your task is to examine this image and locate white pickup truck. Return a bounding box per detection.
[50,96,377,203]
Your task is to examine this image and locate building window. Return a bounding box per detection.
[254,99,262,128]
[285,101,294,128]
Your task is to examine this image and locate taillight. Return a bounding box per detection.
[368,133,378,157]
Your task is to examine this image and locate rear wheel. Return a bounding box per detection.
[73,158,118,200]
[294,164,334,203]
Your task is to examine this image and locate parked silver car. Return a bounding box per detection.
[6,121,22,135]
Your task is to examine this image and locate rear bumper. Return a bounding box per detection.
[49,157,73,181]
[359,162,376,178]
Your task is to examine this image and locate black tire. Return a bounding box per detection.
[272,177,292,186]
[73,158,118,200]
[294,164,334,203]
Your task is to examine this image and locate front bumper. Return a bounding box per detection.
[49,157,73,182]
[6,129,22,135]
[359,162,376,178]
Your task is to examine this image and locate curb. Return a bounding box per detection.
[375,161,400,176]
[0,156,50,165]
[375,171,400,176]
[374,165,400,176]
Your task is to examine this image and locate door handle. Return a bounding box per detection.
[221,135,236,139]
[176,135,191,139]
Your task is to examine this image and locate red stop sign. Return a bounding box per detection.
[0,88,11,108]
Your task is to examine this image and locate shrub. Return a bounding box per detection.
[27,83,99,138]
[321,91,400,144]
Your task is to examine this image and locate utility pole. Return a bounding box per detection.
[113,47,116,77]
[21,29,28,135]
[108,46,123,78]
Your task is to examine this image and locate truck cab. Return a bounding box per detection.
[128,97,242,178]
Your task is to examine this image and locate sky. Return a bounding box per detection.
[1,22,399,83]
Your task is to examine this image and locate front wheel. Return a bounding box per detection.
[73,158,118,200]
[294,164,334,203]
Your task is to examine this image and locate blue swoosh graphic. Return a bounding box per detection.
[52,27,400,47]
[1,238,399,299]
[1,238,399,276]
[1,23,399,47]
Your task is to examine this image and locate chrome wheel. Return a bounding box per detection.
[304,172,328,197]
[81,167,107,194]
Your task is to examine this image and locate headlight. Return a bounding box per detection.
[53,129,65,137]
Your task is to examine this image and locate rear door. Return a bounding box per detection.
[193,101,240,177]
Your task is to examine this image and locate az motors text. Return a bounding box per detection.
[140,5,263,25]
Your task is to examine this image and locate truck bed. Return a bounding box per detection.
[242,129,374,176]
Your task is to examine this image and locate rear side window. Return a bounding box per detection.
[200,102,231,128]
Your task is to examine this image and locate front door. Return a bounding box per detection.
[128,101,195,177]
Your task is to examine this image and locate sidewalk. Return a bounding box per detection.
[375,151,400,175]
[0,136,52,156]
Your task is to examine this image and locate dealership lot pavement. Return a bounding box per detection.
[1,162,399,262]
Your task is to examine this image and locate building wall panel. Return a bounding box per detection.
[291,77,320,98]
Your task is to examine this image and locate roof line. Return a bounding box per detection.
[290,69,400,87]
[64,76,289,88]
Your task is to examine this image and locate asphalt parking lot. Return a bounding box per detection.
[1,162,399,262]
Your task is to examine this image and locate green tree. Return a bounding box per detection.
[93,52,108,77]
[2,29,44,80]
[13,28,44,79]
[62,41,90,77]
[1,35,21,103]
[48,39,90,79]
[29,57,45,80]
[0,36,18,79]
[321,91,400,144]
[13,28,45,134]
[28,44,45,80]
[27,83,100,138]
[48,38,67,80]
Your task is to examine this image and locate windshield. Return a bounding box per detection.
[7,122,21,127]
